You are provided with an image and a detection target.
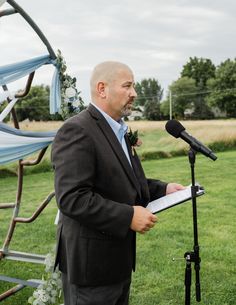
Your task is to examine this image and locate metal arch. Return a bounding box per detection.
[0,1,58,300]
[0,8,16,17]
[5,0,57,59]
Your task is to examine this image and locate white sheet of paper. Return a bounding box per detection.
[146,185,204,214]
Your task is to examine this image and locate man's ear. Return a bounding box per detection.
[97,82,107,98]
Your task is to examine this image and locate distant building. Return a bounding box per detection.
[211,107,227,118]
[184,106,226,119]
[129,106,144,121]
[184,108,194,119]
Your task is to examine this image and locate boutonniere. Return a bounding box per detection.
[127,128,142,156]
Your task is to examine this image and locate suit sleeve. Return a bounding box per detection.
[52,120,134,239]
[147,178,167,201]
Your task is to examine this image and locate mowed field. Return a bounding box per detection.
[12,119,236,154]
[14,119,236,137]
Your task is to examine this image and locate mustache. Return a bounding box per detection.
[128,96,135,102]
[126,97,135,105]
[124,102,134,109]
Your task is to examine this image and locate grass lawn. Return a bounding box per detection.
[0,150,236,304]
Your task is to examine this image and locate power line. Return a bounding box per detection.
[136,87,236,99]
[170,87,236,97]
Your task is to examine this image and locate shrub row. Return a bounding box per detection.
[140,139,236,161]
[1,139,236,178]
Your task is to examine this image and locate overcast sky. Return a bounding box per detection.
[1,0,236,102]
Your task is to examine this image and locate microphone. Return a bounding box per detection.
[165,119,217,161]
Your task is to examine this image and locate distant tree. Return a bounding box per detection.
[181,57,215,119]
[15,85,63,121]
[206,59,236,117]
[135,78,163,120]
[181,57,216,87]
[134,78,163,106]
[15,85,50,121]
[191,87,214,120]
[144,100,161,120]
[0,100,10,122]
[160,99,170,120]
[167,77,197,119]
[134,82,146,106]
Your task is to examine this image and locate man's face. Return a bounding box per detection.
[105,69,137,121]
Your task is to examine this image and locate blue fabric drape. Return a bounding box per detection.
[0,55,61,114]
[0,55,51,85]
[0,142,52,165]
[0,122,56,137]
[0,122,57,165]
[50,63,61,114]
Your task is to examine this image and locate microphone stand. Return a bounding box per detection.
[184,148,201,305]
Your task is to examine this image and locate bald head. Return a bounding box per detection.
[90,61,133,99]
[89,61,137,120]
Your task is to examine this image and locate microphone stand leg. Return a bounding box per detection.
[184,252,192,305]
[194,245,201,302]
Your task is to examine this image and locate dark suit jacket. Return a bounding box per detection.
[51,104,167,286]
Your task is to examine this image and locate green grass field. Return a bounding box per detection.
[0,150,235,304]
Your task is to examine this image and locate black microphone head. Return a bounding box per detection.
[165,119,185,138]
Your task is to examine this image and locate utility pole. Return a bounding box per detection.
[169,89,172,120]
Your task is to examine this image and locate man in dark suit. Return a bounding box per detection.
[52,61,184,305]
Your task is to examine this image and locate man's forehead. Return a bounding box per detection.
[115,69,134,82]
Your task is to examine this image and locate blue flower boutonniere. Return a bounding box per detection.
[127,129,142,155]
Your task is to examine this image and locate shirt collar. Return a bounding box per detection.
[91,103,128,140]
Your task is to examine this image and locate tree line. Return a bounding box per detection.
[1,56,236,121]
[136,57,236,120]
[161,57,236,120]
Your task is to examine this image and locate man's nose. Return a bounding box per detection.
[131,87,137,98]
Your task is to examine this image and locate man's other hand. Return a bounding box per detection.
[130,206,157,234]
[166,183,186,195]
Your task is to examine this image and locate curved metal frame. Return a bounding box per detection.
[6,0,56,59]
[0,1,58,300]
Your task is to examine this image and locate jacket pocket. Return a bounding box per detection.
[79,225,113,240]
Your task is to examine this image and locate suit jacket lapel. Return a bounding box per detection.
[87,104,141,197]
[125,134,150,205]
